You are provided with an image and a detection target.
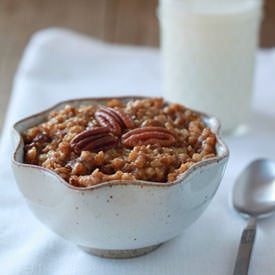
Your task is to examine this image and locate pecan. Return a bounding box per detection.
[141,119,164,127]
[121,126,177,147]
[25,133,52,153]
[70,127,118,154]
[95,107,134,135]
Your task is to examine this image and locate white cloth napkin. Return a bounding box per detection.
[1,28,275,275]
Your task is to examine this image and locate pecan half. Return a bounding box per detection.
[70,127,118,154]
[121,126,177,147]
[95,107,134,135]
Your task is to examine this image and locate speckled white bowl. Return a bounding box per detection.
[12,97,229,258]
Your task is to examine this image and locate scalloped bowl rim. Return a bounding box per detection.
[12,96,229,191]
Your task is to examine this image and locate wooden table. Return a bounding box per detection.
[0,0,274,131]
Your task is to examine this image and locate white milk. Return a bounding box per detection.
[158,0,263,133]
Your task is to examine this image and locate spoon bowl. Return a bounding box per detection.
[232,158,275,275]
[233,158,275,217]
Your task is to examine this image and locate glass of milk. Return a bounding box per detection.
[158,0,263,134]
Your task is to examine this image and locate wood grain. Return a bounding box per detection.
[260,0,275,48]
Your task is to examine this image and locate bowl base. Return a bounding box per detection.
[79,243,162,258]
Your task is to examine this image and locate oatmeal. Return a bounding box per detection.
[23,97,217,187]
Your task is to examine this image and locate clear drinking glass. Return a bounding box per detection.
[158,0,263,134]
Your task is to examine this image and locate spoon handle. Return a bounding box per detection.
[233,217,256,275]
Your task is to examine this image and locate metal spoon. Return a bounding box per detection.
[232,159,275,275]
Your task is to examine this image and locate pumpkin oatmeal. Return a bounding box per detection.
[22,97,217,187]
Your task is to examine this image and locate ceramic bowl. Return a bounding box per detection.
[12,97,229,258]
